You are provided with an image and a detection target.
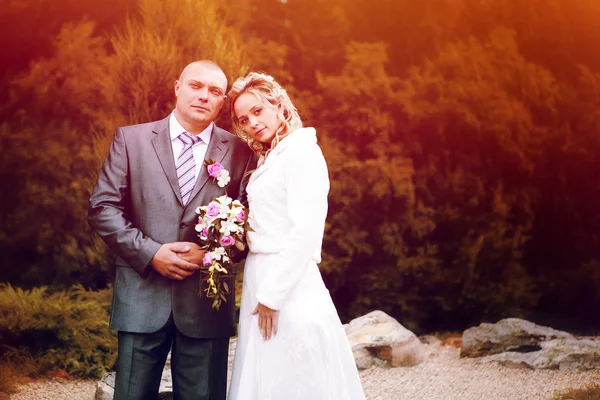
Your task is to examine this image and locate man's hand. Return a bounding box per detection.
[176,242,206,265]
[252,302,279,341]
[150,243,200,280]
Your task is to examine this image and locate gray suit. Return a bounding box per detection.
[88,116,256,399]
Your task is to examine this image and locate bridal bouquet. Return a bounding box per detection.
[194,160,251,310]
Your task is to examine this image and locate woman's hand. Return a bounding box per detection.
[176,241,206,265]
[252,302,279,341]
[150,242,200,280]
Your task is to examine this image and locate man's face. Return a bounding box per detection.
[174,64,227,132]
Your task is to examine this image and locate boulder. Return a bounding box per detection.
[461,318,573,358]
[461,318,600,370]
[476,337,600,370]
[344,310,425,369]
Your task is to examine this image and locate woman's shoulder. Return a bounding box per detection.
[276,127,320,155]
[281,129,327,171]
[286,127,317,144]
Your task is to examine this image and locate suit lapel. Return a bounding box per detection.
[152,116,184,205]
[186,126,230,207]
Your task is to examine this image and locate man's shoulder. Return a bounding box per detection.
[119,117,169,136]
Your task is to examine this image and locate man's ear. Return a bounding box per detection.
[174,80,180,96]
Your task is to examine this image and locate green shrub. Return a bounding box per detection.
[0,284,117,378]
[549,383,600,400]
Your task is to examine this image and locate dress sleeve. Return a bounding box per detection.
[256,142,330,310]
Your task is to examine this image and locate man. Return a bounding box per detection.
[88,60,256,400]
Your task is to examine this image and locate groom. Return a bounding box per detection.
[88,60,256,400]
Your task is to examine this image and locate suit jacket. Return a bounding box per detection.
[88,116,256,338]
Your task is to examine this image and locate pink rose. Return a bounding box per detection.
[236,210,245,222]
[207,162,225,178]
[201,227,209,237]
[207,202,220,217]
[220,235,235,247]
[202,252,215,266]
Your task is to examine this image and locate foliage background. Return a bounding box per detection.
[1,0,599,347]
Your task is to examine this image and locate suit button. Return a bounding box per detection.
[179,223,186,229]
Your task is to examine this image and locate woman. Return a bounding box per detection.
[227,72,365,400]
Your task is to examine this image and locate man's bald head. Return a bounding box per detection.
[173,60,228,134]
[179,60,228,92]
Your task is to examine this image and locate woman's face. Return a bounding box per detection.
[234,92,281,143]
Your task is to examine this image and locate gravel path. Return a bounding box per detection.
[9,347,600,400]
[360,347,600,400]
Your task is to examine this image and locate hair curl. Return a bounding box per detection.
[228,72,302,159]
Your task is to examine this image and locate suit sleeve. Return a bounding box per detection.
[87,128,162,275]
[255,143,330,310]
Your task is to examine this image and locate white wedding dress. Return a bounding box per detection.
[228,128,365,400]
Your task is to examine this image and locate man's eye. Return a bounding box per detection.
[212,89,222,95]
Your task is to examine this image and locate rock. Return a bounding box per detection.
[391,337,427,367]
[344,310,425,369]
[460,318,600,370]
[95,372,114,400]
[461,318,573,358]
[352,346,379,370]
[477,337,600,370]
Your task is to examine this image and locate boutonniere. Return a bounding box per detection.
[204,159,231,188]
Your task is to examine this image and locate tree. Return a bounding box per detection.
[307,42,416,323]
[387,28,562,330]
[0,0,249,288]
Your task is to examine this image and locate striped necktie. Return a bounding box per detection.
[176,132,201,205]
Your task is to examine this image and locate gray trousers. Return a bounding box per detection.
[113,315,229,400]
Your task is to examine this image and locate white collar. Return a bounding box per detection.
[169,111,213,143]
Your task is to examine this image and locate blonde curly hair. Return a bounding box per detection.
[228,72,303,159]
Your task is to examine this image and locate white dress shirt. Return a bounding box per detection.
[169,111,213,180]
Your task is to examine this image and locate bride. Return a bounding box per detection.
[227,72,365,400]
